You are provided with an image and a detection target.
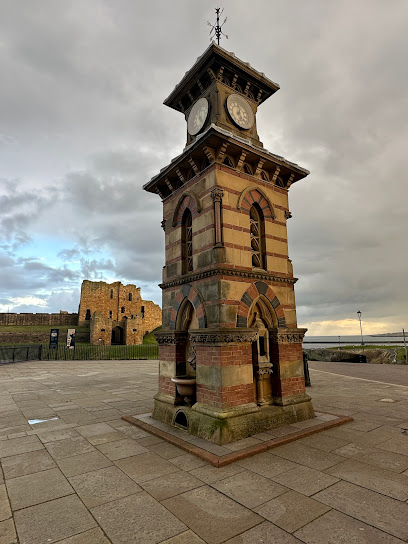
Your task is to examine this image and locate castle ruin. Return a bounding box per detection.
[78,280,161,345]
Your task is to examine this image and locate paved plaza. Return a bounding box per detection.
[0,360,407,544]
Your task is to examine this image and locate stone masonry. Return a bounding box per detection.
[78,280,161,345]
[144,43,314,444]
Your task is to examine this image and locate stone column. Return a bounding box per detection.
[154,331,188,403]
[211,187,224,248]
[190,329,258,413]
[270,328,311,407]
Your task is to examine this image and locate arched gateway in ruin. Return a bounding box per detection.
[144,43,314,444]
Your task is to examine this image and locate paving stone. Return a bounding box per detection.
[224,521,304,543]
[212,470,287,508]
[314,481,408,540]
[189,463,246,484]
[159,530,206,543]
[326,458,408,501]
[55,527,111,543]
[136,435,165,447]
[168,453,207,471]
[35,428,79,443]
[162,486,263,544]
[296,433,349,452]
[0,484,11,522]
[68,465,142,508]
[254,490,331,532]
[44,436,96,460]
[2,448,56,481]
[271,464,339,496]
[0,518,17,544]
[378,436,408,456]
[294,508,406,544]
[237,452,298,479]
[332,442,408,472]
[96,438,148,460]
[270,442,345,470]
[140,470,204,501]
[115,452,179,483]
[0,435,43,458]
[75,423,115,438]
[92,492,186,544]
[6,467,74,510]
[148,442,185,459]
[56,450,113,477]
[14,495,97,544]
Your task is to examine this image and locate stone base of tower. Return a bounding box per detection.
[153,328,314,445]
[152,394,314,445]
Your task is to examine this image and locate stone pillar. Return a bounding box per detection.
[211,187,224,247]
[154,331,188,402]
[270,328,310,406]
[191,329,258,411]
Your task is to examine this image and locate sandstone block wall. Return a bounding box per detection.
[0,313,78,326]
[79,280,161,345]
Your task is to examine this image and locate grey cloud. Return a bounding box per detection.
[0,0,406,328]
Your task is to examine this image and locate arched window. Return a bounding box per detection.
[110,289,113,299]
[243,163,253,176]
[201,157,210,171]
[223,156,234,168]
[250,203,266,269]
[109,310,112,319]
[261,170,269,182]
[121,306,125,313]
[141,306,145,319]
[128,293,132,302]
[181,209,193,274]
[85,309,91,320]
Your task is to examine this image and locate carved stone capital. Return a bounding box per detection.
[270,328,307,344]
[211,187,224,202]
[190,329,258,345]
[155,331,188,345]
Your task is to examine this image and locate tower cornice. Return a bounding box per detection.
[143,125,309,200]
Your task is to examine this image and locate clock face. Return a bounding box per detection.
[187,98,209,136]
[226,94,254,130]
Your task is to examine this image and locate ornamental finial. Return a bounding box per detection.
[207,7,228,45]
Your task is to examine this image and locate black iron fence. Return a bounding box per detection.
[0,343,159,363]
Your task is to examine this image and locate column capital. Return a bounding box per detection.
[211,187,224,202]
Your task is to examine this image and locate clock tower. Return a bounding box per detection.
[144,43,314,445]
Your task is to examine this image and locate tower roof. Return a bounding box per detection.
[164,43,280,113]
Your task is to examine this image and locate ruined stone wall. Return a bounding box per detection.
[79,280,161,345]
[0,313,78,326]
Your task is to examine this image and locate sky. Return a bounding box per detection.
[1,1,407,336]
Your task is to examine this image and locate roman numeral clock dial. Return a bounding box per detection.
[187,98,209,136]
[226,93,254,130]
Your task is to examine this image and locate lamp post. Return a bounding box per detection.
[357,310,365,355]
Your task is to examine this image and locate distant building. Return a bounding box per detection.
[78,280,161,345]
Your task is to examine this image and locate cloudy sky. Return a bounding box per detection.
[1,1,407,336]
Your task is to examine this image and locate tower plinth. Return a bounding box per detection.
[144,43,314,444]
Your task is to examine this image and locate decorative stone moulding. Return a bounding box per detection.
[189,329,258,344]
[270,329,307,344]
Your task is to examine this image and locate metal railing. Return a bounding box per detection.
[0,343,158,363]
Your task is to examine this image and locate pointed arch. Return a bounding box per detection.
[237,187,275,220]
[169,284,207,330]
[172,192,201,227]
[236,281,286,328]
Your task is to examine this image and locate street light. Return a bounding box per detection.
[357,310,365,355]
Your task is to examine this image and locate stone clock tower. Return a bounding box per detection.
[144,43,314,444]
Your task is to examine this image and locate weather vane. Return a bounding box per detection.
[208,7,228,45]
